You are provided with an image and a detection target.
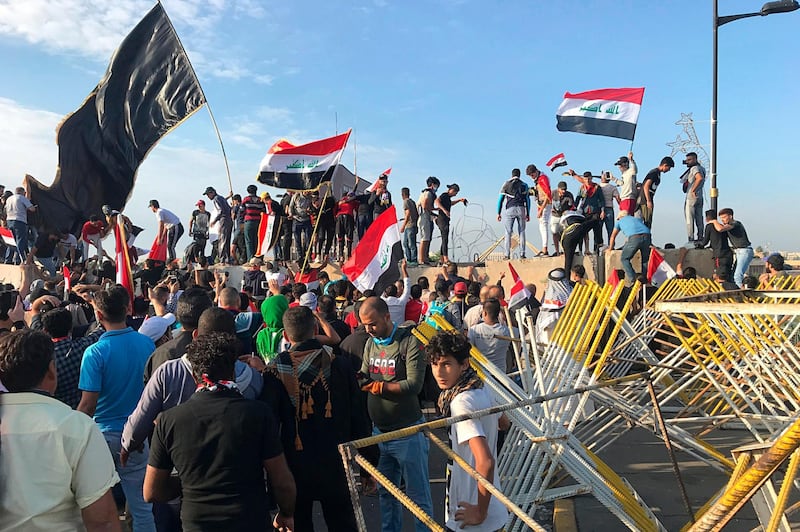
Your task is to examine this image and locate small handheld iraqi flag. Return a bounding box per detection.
[507,262,530,308]
[342,205,403,294]
[367,167,392,193]
[647,248,676,287]
[546,153,567,173]
[556,87,645,141]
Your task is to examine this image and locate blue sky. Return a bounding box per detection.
[0,0,797,260]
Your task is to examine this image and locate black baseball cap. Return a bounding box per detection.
[204,186,216,195]
[447,183,460,192]
[614,156,629,166]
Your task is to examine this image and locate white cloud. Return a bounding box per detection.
[0,0,274,84]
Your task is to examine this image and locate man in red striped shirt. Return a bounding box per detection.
[242,184,265,261]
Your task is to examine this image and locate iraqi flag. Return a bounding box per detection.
[546,153,568,173]
[342,205,403,294]
[0,227,16,248]
[255,213,281,257]
[257,130,352,190]
[114,218,135,302]
[294,268,320,291]
[556,87,645,141]
[367,167,392,193]
[507,262,531,309]
[647,248,676,287]
[607,268,621,289]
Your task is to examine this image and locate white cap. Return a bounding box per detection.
[138,313,176,342]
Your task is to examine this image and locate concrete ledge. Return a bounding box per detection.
[554,498,578,532]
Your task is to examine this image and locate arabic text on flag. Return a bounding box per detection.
[556,87,645,141]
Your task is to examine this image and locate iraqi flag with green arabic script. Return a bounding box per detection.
[556,87,645,141]
[342,205,403,294]
[257,129,351,190]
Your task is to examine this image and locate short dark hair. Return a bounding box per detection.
[426,176,440,187]
[318,294,335,315]
[283,306,316,342]
[247,184,257,194]
[149,199,160,208]
[291,283,307,299]
[41,307,73,338]
[151,285,169,304]
[468,281,481,297]
[718,208,734,216]
[232,194,242,201]
[571,264,586,279]
[186,332,239,383]
[132,296,149,316]
[686,151,698,158]
[94,285,130,323]
[426,330,471,364]
[705,209,717,220]
[435,279,449,297]
[483,298,501,321]
[683,267,697,279]
[176,287,213,330]
[660,156,675,167]
[511,168,521,177]
[0,330,54,392]
[384,284,398,297]
[401,187,410,197]
[197,307,236,336]
[526,164,538,175]
[417,276,429,290]
[742,275,758,289]
[410,284,422,300]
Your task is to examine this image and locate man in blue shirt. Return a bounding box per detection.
[78,285,156,532]
[606,214,652,286]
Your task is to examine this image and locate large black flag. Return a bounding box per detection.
[26,3,205,233]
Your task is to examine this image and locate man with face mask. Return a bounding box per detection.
[417,176,440,266]
[358,296,432,532]
[681,152,706,242]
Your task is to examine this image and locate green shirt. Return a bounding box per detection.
[360,327,425,431]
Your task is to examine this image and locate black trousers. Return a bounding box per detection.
[562,220,595,274]
[436,216,451,257]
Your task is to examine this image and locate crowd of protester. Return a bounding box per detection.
[0,155,793,531]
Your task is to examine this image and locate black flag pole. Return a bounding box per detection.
[157,0,233,196]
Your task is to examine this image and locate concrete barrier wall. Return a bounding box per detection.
[0,248,720,300]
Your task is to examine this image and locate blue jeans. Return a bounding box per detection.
[244,219,259,259]
[603,207,615,242]
[685,194,703,241]
[621,233,651,285]
[374,420,433,532]
[104,431,156,532]
[8,220,29,261]
[733,247,754,287]
[503,206,527,258]
[293,219,312,256]
[403,225,418,262]
[37,256,56,277]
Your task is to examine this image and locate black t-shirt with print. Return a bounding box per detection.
[149,388,282,531]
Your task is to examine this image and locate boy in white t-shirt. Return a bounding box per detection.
[427,330,508,531]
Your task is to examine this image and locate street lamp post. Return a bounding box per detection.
[711,0,799,212]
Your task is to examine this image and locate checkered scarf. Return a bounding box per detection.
[437,367,483,418]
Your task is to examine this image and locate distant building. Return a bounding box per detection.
[318,165,372,199]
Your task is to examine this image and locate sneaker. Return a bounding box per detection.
[520,254,526,259]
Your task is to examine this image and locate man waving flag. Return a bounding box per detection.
[342,205,403,294]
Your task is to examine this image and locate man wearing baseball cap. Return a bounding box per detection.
[188,199,210,266]
[435,183,467,265]
[204,186,233,264]
[611,152,638,216]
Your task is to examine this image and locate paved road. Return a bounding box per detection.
[572,426,759,531]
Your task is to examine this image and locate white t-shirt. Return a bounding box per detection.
[59,233,78,250]
[156,208,180,228]
[5,194,33,223]
[468,322,511,373]
[0,393,120,531]
[446,388,508,532]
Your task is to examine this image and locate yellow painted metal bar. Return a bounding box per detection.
[687,416,800,532]
[765,448,800,532]
[353,453,444,531]
[425,430,548,532]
